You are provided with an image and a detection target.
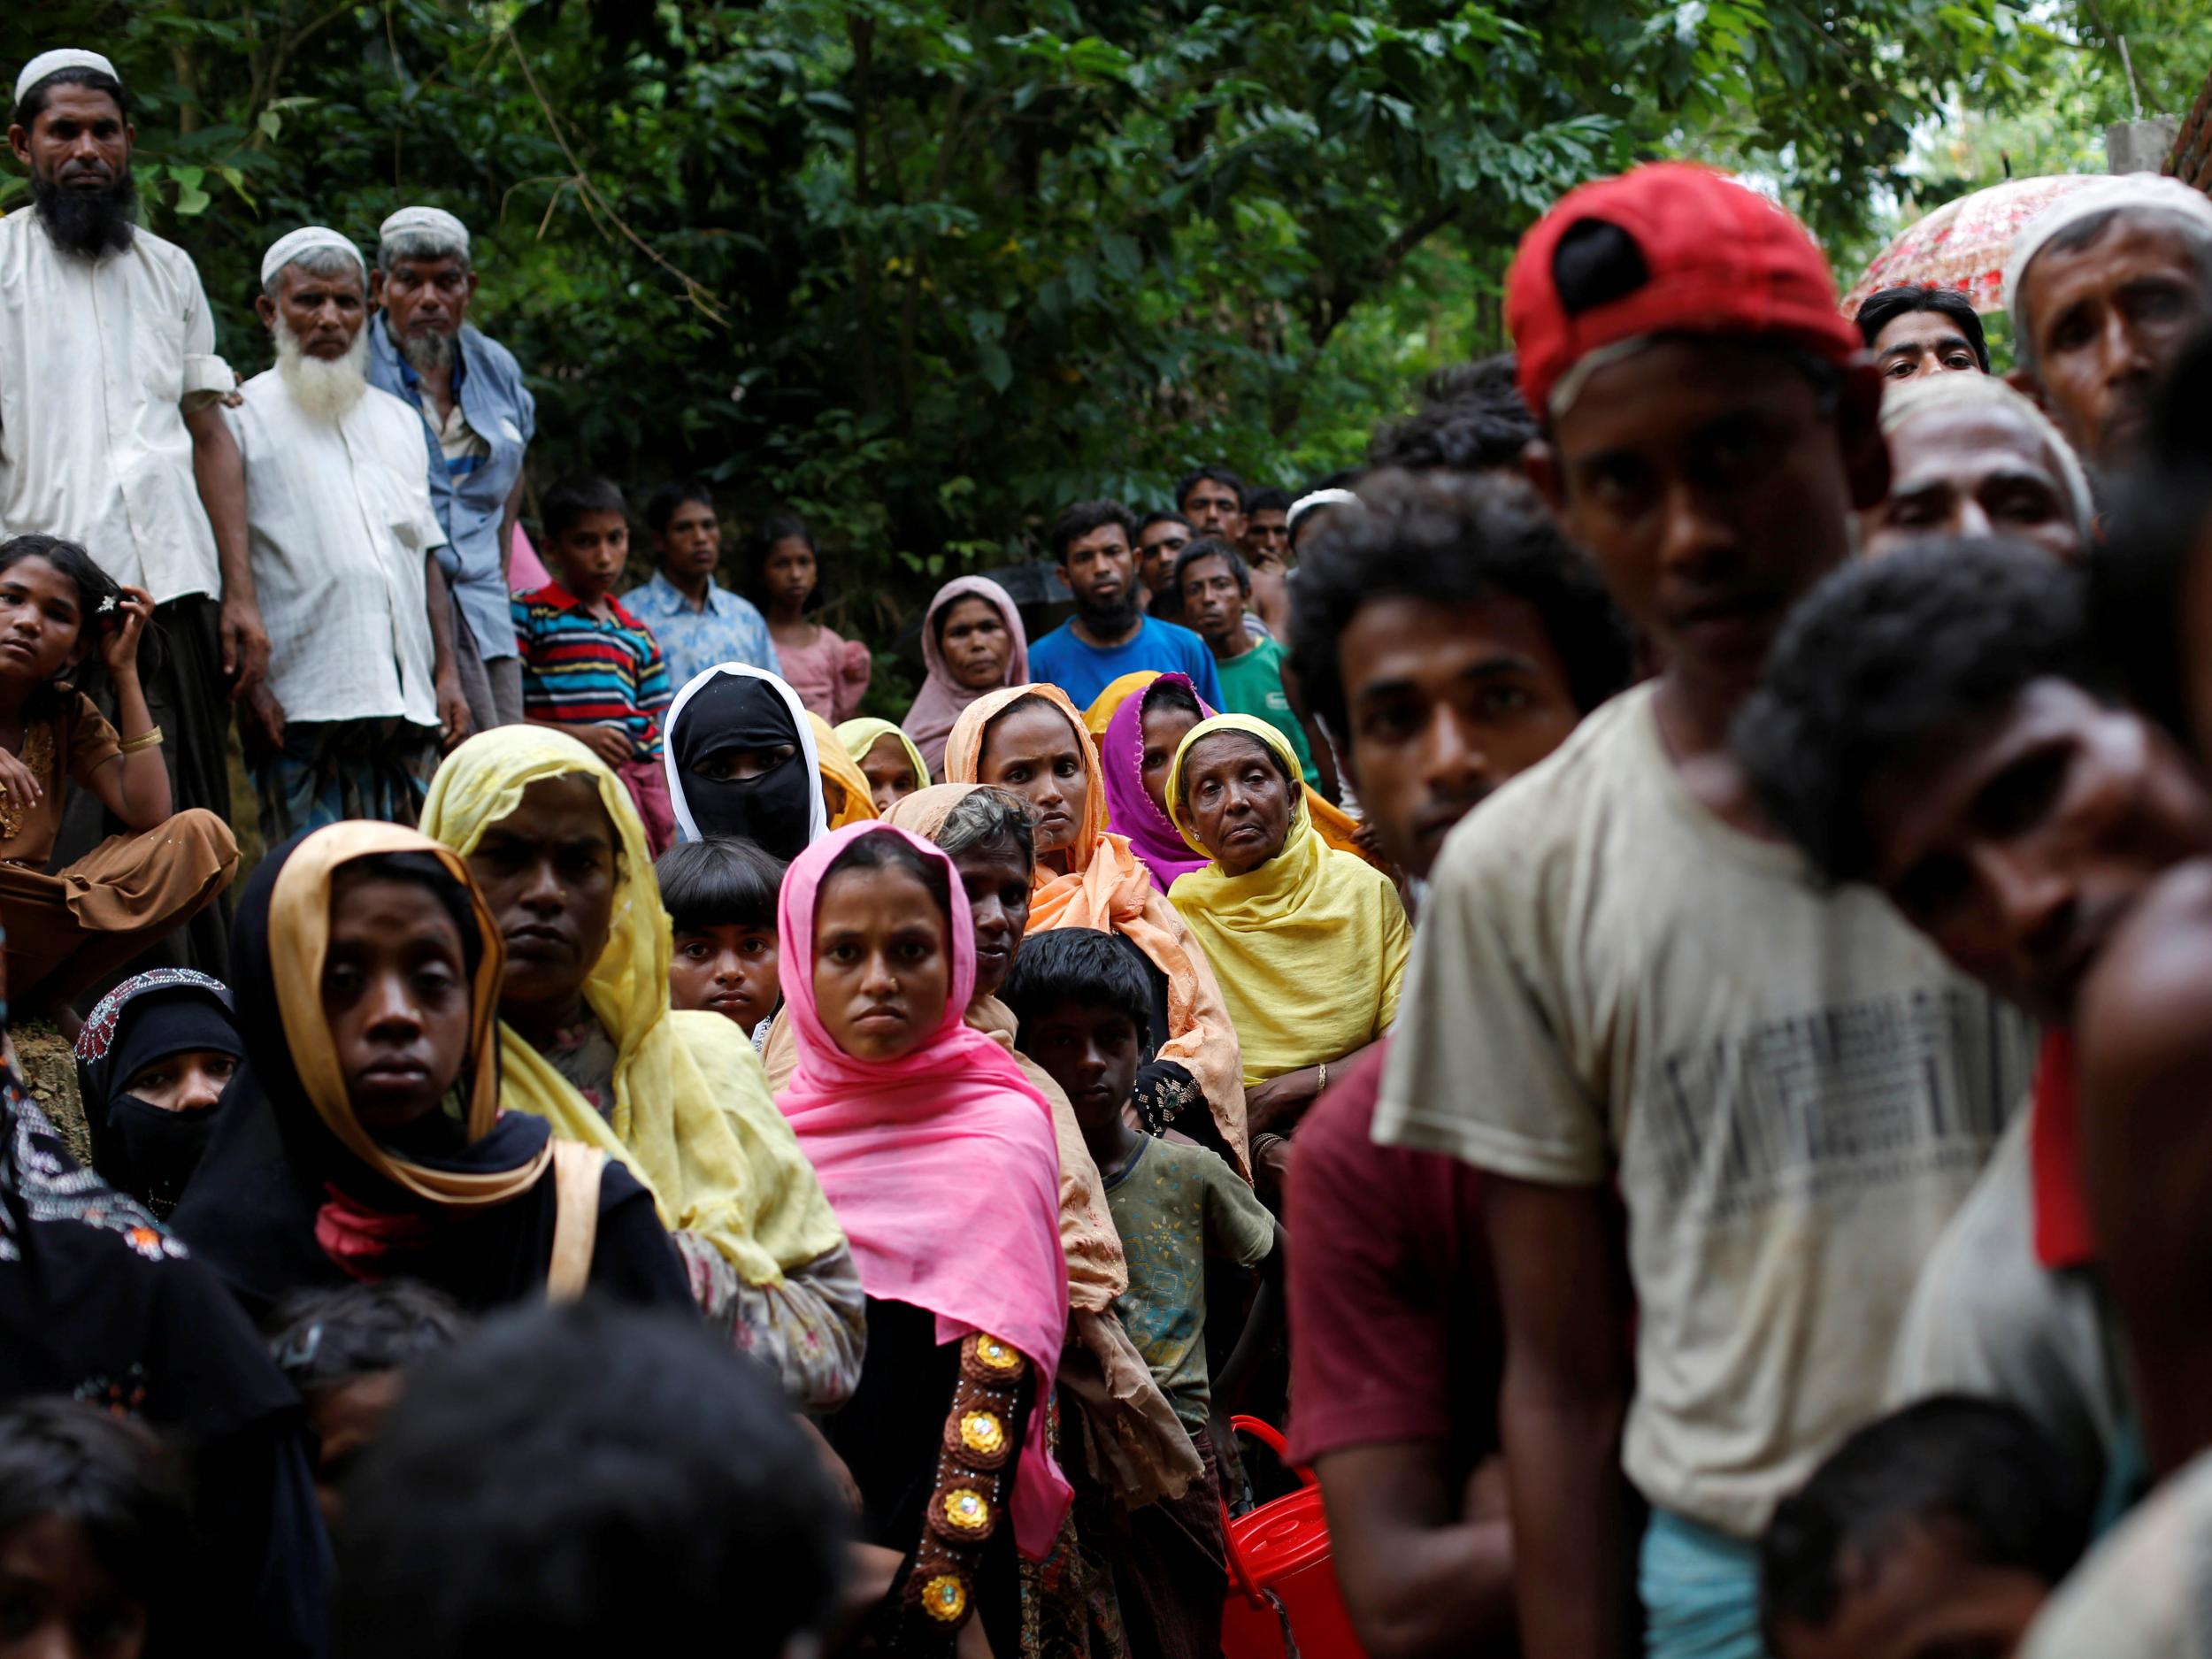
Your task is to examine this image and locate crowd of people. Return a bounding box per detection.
[10,35,2212,1659]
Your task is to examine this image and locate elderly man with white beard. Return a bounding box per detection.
[228,227,468,841]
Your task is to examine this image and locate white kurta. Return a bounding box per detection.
[226,371,443,727]
[0,210,234,601]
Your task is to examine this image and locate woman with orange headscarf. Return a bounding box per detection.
[944,685,1248,1175]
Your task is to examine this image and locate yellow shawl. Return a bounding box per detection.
[944,684,1248,1172]
[1080,668,1386,869]
[834,716,931,803]
[807,710,879,829]
[419,726,849,1287]
[1166,714,1410,1087]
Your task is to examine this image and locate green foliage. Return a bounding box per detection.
[4,0,2039,618]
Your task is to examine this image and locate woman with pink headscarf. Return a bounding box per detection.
[776,821,1068,1651]
[902,576,1030,781]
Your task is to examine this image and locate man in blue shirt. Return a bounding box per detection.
[1027,500,1223,710]
[623,479,780,692]
[365,204,534,733]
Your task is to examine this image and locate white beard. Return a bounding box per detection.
[273,319,371,422]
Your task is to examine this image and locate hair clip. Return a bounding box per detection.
[97,595,118,615]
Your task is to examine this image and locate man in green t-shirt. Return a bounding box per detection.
[1174,538,1338,798]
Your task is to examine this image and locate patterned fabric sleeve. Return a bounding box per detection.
[672,1232,867,1413]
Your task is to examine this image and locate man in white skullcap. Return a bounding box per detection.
[365,203,537,731]
[2003,173,2212,478]
[228,227,467,840]
[3,48,273,977]
[1862,371,2098,564]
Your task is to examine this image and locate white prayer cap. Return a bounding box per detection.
[1875,371,2096,543]
[259,226,366,289]
[1286,488,1359,536]
[2002,174,2212,326]
[377,205,471,256]
[13,49,120,109]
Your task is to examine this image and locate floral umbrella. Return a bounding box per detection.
[1842,175,2102,317]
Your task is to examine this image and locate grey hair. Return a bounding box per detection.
[2014,205,2212,382]
[935,786,1034,866]
[376,229,472,275]
[262,243,365,301]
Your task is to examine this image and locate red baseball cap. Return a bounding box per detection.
[1505,162,1860,419]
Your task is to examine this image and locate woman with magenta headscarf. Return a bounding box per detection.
[776,821,1068,1652]
[902,576,1030,782]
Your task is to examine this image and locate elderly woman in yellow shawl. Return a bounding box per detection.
[420,726,865,1411]
[1167,713,1410,1158]
[944,683,1248,1176]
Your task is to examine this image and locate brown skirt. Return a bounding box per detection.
[0,809,240,1005]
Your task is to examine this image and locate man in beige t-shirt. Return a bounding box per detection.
[1373,165,2033,1659]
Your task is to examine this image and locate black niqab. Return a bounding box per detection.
[672,672,817,862]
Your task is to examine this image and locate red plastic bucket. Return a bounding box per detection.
[1219,1417,1370,1659]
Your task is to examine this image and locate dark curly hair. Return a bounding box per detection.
[1734,536,2095,884]
[1367,353,1537,475]
[1288,469,1633,750]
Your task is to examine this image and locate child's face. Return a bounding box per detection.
[1771,1521,2050,1659]
[859,735,922,817]
[0,1511,148,1659]
[320,870,472,1133]
[305,1370,406,1535]
[0,555,89,684]
[810,864,949,1061]
[466,776,620,1028]
[551,510,630,601]
[763,536,817,611]
[1020,999,1141,1134]
[670,923,780,1029]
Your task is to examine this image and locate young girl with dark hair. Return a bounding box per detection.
[748,515,871,723]
[0,534,236,1010]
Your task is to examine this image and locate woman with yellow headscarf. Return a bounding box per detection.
[944,683,1248,1176]
[807,710,879,830]
[420,726,864,1411]
[834,716,930,818]
[168,823,695,1318]
[1166,713,1409,1146]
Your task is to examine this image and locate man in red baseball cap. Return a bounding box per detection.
[1371,164,2034,1659]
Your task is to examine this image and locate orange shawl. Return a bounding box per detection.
[944,685,1249,1173]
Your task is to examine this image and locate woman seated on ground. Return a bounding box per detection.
[902,576,1031,782]
[777,822,1069,1654]
[663,663,830,859]
[808,710,879,829]
[0,535,235,1012]
[836,716,930,817]
[420,726,864,1413]
[945,684,1248,1175]
[887,783,1203,1515]
[168,823,693,1319]
[73,969,240,1219]
[1166,715,1409,1171]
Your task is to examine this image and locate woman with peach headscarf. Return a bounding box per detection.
[942,684,1248,1176]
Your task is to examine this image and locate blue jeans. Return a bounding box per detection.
[1640,1509,1768,1659]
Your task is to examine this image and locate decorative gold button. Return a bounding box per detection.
[919,1573,969,1624]
[975,1336,1021,1371]
[942,1489,992,1533]
[959,1410,1007,1457]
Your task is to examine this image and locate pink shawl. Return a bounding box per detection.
[1100,672,1216,894]
[774,822,1071,1556]
[902,577,1030,781]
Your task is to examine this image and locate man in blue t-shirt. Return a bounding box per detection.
[1028,499,1224,710]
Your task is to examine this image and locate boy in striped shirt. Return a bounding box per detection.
[511,475,676,849]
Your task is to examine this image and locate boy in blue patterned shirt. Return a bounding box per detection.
[511,475,675,849]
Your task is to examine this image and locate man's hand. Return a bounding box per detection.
[99,586,155,680]
[242,683,288,760]
[220,592,272,702]
[435,672,473,753]
[581,723,634,770]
